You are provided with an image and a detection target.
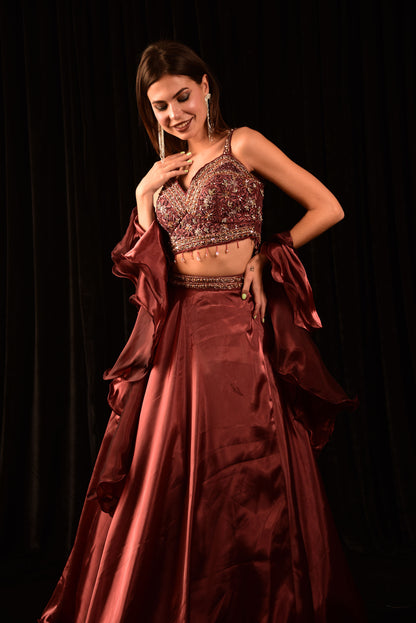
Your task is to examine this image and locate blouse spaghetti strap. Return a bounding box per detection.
[223,128,234,155]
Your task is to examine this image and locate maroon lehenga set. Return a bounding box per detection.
[39,130,367,622]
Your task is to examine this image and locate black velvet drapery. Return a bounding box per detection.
[1,0,415,619]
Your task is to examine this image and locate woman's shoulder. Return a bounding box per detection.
[231,127,272,172]
[232,126,264,143]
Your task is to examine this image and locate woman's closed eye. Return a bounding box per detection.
[177,92,190,103]
[154,92,190,111]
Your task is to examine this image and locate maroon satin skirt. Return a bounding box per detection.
[38,216,367,622]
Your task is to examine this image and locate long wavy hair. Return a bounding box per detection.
[136,40,229,157]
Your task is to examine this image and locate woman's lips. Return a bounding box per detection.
[173,118,192,133]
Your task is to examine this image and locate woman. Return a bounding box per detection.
[39,41,367,622]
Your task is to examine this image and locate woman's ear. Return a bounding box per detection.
[201,73,210,95]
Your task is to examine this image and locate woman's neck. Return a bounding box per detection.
[187,132,222,156]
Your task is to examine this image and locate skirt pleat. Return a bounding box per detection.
[39,282,367,622]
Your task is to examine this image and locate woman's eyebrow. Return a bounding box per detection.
[151,87,189,104]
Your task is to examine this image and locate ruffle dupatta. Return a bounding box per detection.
[87,212,170,514]
[37,213,172,622]
[91,212,357,514]
[260,233,358,455]
[78,211,358,518]
[38,209,361,623]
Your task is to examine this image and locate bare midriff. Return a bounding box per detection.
[172,237,255,276]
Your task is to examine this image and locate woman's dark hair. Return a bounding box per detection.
[136,40,229,156]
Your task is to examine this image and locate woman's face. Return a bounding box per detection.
[147,73,209,141]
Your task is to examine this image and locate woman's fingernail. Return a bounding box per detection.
[241,293,247,300]
[262,317,265,323]
[186,159,192,163]
[186,151,192,156]
[184,169,189,173]
[180,151,185,154]
[253,314,257,319]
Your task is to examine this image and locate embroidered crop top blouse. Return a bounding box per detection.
[155,129,264,255]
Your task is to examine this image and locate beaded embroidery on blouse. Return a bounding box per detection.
[155,129,264,256]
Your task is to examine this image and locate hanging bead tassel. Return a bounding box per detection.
[225,243,229,253]
[181,253,185,262]
[196,250,201,261]
[215,245,219,256]
[236,240,240,248]
[205,248,209,258]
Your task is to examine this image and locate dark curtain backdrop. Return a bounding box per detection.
[1,0,415,616]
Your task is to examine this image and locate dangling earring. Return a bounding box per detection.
[158,122,165,160]
[205,93,213,142]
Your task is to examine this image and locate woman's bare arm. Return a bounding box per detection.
[231,127,344,248]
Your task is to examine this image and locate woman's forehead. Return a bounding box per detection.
[147,74,196,101]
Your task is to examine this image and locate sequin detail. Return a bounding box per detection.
[169,272,244,290]
[155,129,264,255]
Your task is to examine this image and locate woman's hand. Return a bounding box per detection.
[136,151,192,199]
[241,253,269,322]
[135,151,192,229]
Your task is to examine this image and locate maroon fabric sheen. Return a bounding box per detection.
[38,214,366,622]
[260,231,358,454]
[260,231,322,331]
[93,213,170,514]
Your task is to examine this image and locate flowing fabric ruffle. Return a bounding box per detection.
[38,210,365,623]
[92,213,357,514]
[260,233,358,454]
[90,213,170,514]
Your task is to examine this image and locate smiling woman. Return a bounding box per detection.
[148,74,210,140]
[136,41,229,156]
[38,40,368,623]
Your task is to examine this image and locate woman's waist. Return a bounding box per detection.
[168,225,261,256]
[172,238,254,276]
[169,271,245,291]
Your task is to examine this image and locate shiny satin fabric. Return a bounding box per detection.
[39,212,366,622]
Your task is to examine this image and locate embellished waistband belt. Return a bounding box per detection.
[169,272,244,290]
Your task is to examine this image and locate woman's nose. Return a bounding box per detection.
[168,102,181,119]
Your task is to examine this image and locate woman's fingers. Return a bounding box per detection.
[253,292,267,322]
[241,258,267,322]
[163,151,192,170]
[241,272,253,301]
[259,294,267,322]
[166,167,188,180]
[160,151,193,180]
[241,267,268,321]
[147,152,192,188]
[251,284,265,320]
[136,151,194,199]
[253,298,261,320]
